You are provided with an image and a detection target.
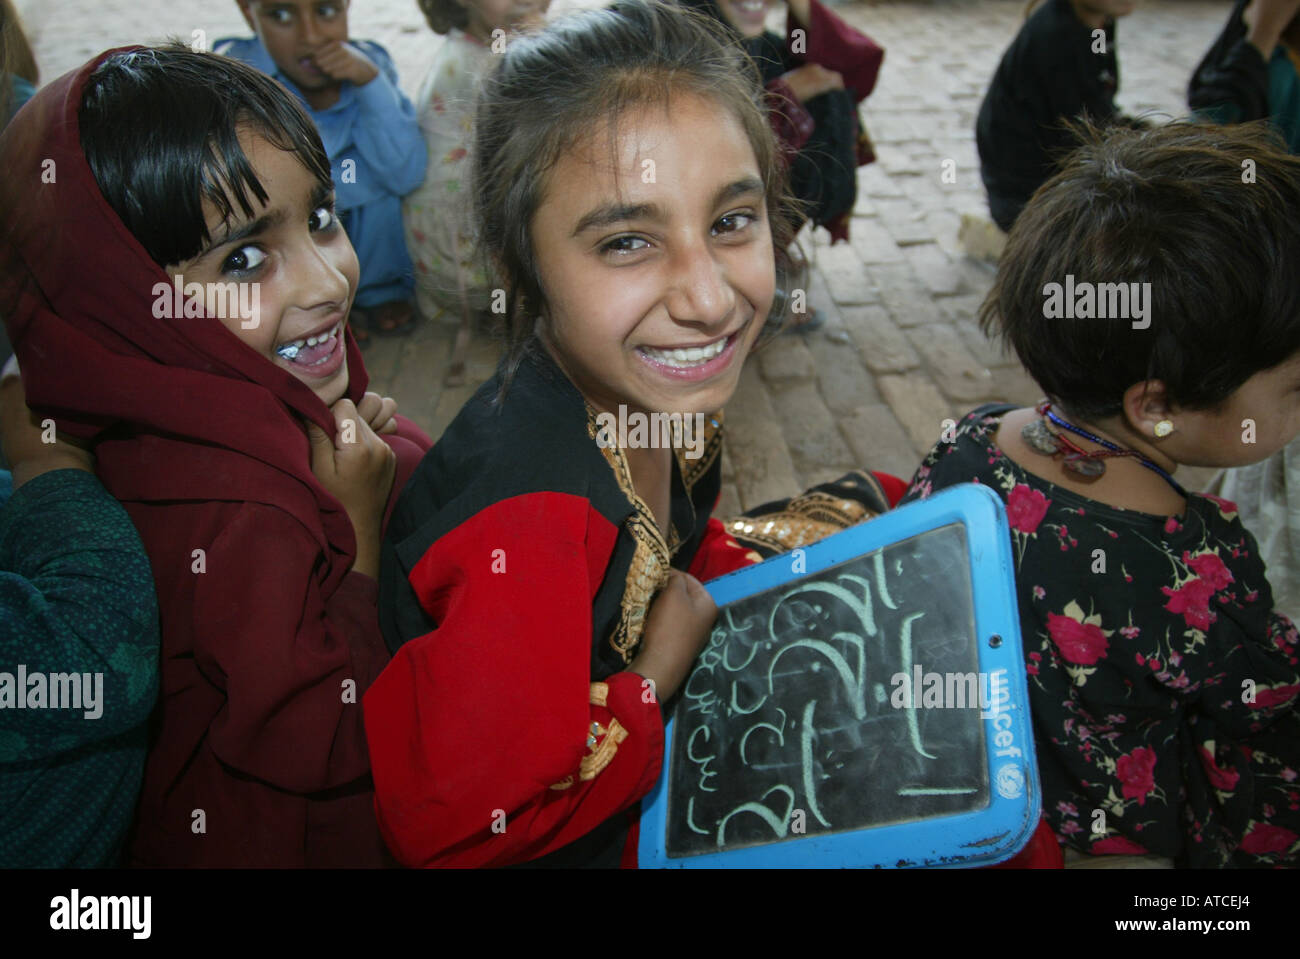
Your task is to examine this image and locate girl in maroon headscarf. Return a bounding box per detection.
[0,44,431,866]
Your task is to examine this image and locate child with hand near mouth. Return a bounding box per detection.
[218,0,427,340]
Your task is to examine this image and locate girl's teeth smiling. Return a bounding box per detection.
[276,322,342,363]
[730,0,767,18]
[639,336,728,368]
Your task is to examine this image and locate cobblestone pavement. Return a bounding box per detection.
[22,0,1229,508]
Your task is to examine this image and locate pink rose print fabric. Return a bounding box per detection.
[902,404,1300,867]
[1008,484,1051,535]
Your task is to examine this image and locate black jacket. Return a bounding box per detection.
[976,0,1120,203]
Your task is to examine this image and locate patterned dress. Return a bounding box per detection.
[903,404,1300,867]
[1210,436,1300,624]
[402,29,496,321]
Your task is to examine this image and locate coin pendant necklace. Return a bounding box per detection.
[1021,402,1186,497]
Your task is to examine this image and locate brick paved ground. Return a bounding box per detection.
[21,0,1229,507]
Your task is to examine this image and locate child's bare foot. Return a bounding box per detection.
[367,299,417,337]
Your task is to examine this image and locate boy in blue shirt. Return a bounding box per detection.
[218,0,428,336]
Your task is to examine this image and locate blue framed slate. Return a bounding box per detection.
[638,482,1040,868]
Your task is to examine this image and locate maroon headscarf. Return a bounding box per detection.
[1,48,368,583]
[1,49,430,866]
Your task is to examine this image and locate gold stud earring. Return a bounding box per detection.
[1154,420,1174,439]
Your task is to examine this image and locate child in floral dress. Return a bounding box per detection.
[403,0,547,322]
[905,121,1300,867]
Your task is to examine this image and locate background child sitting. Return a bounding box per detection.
[405,0,548,321]
[905,120,1300,867]
[403,0,546,382]
[977,0,1140,234]
[218,0,427,339]
[680,0,883,245]
[1190,0,1300,151]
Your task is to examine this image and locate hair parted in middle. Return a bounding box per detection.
[471,0,798,399]
[78,43,333,269]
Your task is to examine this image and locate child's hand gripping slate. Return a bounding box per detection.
[627,569,718,704]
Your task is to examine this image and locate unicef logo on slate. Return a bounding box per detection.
[995,763,1024,800]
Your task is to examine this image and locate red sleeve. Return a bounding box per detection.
[363,492,666,867]
[688,516,763,583]
[192,507,390,792]
[788,0,884,101]
[872,471,908,508]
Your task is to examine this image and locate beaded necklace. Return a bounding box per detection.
[1021,401,1187,498]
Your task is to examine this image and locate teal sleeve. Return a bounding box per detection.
[4,74,35,125]
[0,468,159,755]
[1267,51,1300,153]
[1192,100,1248,126]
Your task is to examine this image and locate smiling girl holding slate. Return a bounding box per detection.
[363,0,894,868]
[0,46,432,865]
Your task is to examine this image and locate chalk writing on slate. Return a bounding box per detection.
[666,522,991,857]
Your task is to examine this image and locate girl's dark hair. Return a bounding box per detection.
[472,0,796,398]
[980,119,1300,422]
[417,0,468,35]
[79,44,333,268]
